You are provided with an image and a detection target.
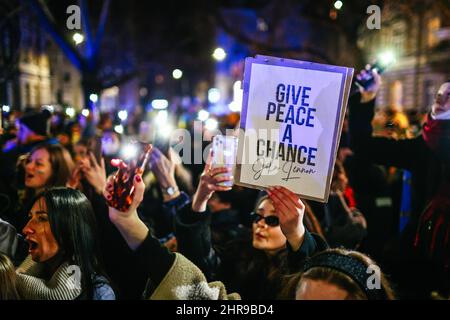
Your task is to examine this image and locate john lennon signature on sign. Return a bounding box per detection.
[252,157,317,182]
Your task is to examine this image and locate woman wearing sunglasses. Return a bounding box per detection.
[173,153,328,300]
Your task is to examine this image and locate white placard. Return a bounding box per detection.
[235,55,354,202]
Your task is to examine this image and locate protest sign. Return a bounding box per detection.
[235,55,354,202]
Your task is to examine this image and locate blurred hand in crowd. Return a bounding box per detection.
[335,190,368,230]
[191,150,233,212]
[16,154,29,171]
[357,69,381,103]
[79,152,107,194]
[67,164,82,190]
[338,147,354,163]
[163,236,178,252]
[266,186,306,251]
[149,147,180,201]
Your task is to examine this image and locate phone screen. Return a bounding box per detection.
[88,136,103,165]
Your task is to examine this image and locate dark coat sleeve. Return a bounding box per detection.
[174,204,329,279]
[133,231,176,296]
[348,93,427,171]
[286,231,328,272]
[173,205,218,280]
[92,191,190,299]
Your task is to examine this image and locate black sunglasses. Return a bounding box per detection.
[251,213,279,227]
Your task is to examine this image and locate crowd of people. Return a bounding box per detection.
[0,75,449,300]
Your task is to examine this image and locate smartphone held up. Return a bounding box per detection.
[106,142,152,212]
[211,135,238,187]
[351,53,395,96]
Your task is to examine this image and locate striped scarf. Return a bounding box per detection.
[16,256,82,300]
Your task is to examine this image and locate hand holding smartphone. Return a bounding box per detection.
[211,135,238,187]
[355,61,383,89]
[106,143,152,212]
[88,136,103,166]
[351,59,391,97]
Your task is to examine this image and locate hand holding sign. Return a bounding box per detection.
[267,186,306,251]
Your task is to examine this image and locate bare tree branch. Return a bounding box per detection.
[93,0,111,58]
[0,3,25,30]
[26,0,85,70]
[79,0,95,61]
[212,7,332,62]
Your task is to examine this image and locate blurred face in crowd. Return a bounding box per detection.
[25,148,52,191]
[432,82,450,116]
[331,169,348,193]
[73,143,88,163]
[252,199,286,253]
[23,197,59,263]
[296,278,348,300]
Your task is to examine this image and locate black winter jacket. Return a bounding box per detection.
[174,205,328,300]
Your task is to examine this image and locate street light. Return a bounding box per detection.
[81,109,90,117]
[65,107,75,118]
[229,81,243,112]
[73,33,84,45]
[205,118,218,131]
[114,125,124,135]
[197,110,210,122]
[2,105,10,113]
[151,99,168,110]
[208,88,221,104]
[89,94,98,103]
[212,47,226,61]
[334,1,343,10]
[118,110,128,122]
[172,69,183,80]
[378,50,396,67]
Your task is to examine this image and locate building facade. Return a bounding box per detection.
[48,41,84,111]
[0,4,84,112]
[357,0,450,112]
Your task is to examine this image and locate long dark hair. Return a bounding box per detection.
[33,187,111,299]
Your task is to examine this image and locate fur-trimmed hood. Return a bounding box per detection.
[149,253,240,300]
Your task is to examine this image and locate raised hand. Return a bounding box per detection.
[79,152,107,194]
[267,186,306,251]
[191,150,233,212]
[104,171,148,250]
[357,69,382,103]
[66,165,82,190]
[149,147,180,201]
